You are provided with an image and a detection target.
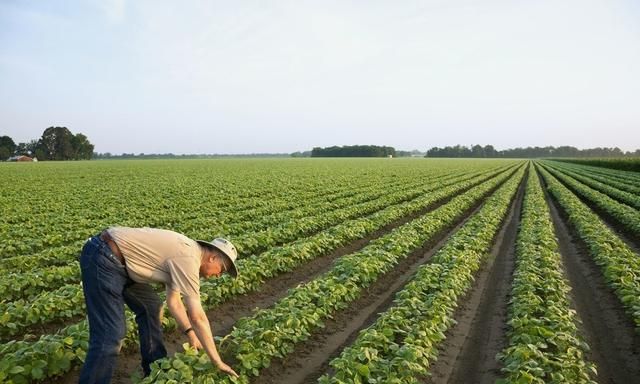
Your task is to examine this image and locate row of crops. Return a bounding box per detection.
[553,157,640,172]
[0,158,638,383]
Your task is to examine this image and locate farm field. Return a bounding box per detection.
[1,158,639,384]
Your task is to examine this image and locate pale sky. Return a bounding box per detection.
[1,0,639,154]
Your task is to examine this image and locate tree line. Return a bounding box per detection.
[425,145,640,158]
[310,145,396,157]
[0,127,94,161]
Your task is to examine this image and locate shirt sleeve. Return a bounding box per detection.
[165,257,200,298]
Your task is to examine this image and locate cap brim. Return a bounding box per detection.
[196,240,238,278]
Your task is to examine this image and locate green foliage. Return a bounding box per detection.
[34,126,94,160]
[0,135,17,160]
[140,164,524,383]
[0,164,514,339]
[542,161,640,210]
[0,159,521,382]
[497,167,596,383]
[0,321,88,383]
[426,145,639,159]
[544,161,640,195]
[537,163,640,330]
[311,145,396,157]
[321,166,524,383]
[539,162,640,237]
[554,157,640,172]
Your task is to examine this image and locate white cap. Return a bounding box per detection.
[196,238,238,278]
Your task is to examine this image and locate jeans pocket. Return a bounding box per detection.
[96,255,126,296]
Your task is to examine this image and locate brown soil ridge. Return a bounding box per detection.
[423,167,526,384]
[249,174,515,384]
[57,171,506,384]
[542,172,640,384]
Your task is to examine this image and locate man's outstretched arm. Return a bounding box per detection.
[175,293,238,377]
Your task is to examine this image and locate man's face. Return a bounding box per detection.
[199,250,226,278]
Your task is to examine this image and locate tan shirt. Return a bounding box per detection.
[107,227,201,298]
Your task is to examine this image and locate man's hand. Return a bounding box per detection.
[182,296,237,378]
[215,360,239,377]
[187,331,202,350]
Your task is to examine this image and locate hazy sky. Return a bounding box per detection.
[1,0,639,154]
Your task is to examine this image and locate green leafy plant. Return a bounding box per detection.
[320,165,524,383]
[140,164,525,383]
[537,164,640,331]
[539,162,640,236]
[1,163,517,380]
[497,167,596,384]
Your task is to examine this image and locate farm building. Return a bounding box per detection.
[7,155,37,162]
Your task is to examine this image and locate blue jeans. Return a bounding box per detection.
[78,235,167,383]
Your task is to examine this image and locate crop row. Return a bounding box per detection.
[545,161,640,196]
[554,160,640,186]
[0,166,504,333]
[537,164,640,330]
[553,158,640,173]
[0,171,439,301]
[195,168,517,310]
[2,163,473,275]
[539,163,640,237]
[2,161,514,273]
[0,161,433,257]
[2,164,509,275]
[139,165,525,383]
[318,165,524,383]
[0,172,420,270]
[0,163,510,335]
[543,162,640,210]
[0,165,521,382]
[497,168,596,383]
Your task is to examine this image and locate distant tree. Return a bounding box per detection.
[311,145,396,157]
[14,139,39,156]
[37,127,74,160]
[483,145,498,157]
[425,144,639,158]
[553,146,580,157]
[426,146,442,157]
[0,135,16,160]
[471,144,485,158]
[427,145,473,158]
[36,127,94,160]
[14,142,28,156]
[71,133,94,160]
[395,150,412,157]
[290,151,311,157]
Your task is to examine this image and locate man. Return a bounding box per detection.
[78,226,239,383]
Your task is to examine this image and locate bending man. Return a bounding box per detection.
[78,226,239,383]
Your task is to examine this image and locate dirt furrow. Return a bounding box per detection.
[423,168,525,384]
[542,173,640,384]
